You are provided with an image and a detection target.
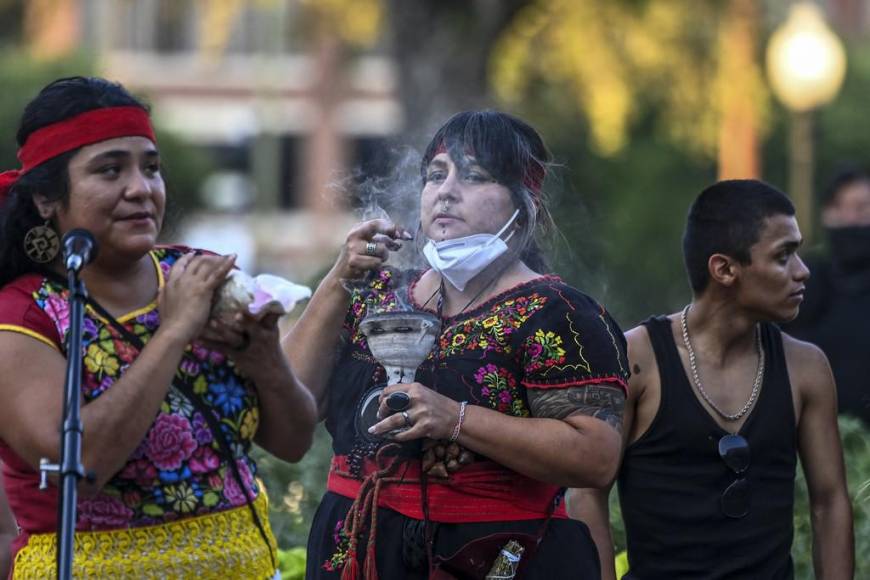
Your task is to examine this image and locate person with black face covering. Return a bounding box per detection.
[784,168,870,425]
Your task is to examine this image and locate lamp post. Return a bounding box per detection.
[766,2,846,243]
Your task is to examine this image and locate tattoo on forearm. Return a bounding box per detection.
[527,384,626,433]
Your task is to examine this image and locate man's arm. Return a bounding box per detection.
[567,486,617,580]
[568,325,651,580]
[786,336,854,579]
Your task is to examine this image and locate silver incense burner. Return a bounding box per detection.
[355,311,440,440]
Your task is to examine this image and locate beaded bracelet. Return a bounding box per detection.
[449,401,468,442]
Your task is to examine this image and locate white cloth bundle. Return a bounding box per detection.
[213,270,311,320]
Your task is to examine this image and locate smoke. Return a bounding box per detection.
[331,145,429,313]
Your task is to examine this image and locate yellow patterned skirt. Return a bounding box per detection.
[12,493,278,579]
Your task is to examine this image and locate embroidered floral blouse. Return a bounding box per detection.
[326,268,630,464]
[0,246,262,536]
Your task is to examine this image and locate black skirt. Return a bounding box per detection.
[306,491,601,580]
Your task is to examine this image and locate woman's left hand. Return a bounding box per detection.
[369,382,462,442]
[202,310,319,463]
[199,310,284,380]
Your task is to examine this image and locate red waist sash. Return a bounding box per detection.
[327,454,566,523]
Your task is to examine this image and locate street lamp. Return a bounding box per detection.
[766,2,846,243]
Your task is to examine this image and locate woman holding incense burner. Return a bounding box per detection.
[0,76,317,578]
[290,110,628,579]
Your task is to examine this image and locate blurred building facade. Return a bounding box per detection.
[25,0,402,282]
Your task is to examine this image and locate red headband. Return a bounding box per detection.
[430,141,545,203]
[523,160,545,199]
[0,106,156,204]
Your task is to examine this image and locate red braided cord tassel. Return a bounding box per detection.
[341,477,373,580]
[363,544,379,580]
[342,444,407,580]
[362,477,386,580]
[341,553,361,580]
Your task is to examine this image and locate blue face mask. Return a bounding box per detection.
[422,209,519,291]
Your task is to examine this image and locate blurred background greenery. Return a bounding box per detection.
[0,0,868,576]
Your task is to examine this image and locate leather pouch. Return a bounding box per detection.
[430,532,538,580]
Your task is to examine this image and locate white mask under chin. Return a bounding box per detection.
[422,209,519,291]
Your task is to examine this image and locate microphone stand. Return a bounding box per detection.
[39,268,90,579]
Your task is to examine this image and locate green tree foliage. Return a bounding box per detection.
[0,51,94,167]
[491,0,768,160]
[276,546,307,579]
[793,416,870,577]
[253,424,332,549]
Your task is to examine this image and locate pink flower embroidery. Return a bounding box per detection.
[144,413,197,470]
[208,473,224,490]
[78,494,134,529]
[223,460,253,505]
[474,363,498,383]
[189,446,220,474]
[44,294,70,337]
[119,458,158,487]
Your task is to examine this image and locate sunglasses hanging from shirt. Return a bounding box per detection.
[718,433,751,518]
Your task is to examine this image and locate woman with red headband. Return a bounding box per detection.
[290,110,628,579]
[0,76,317,577]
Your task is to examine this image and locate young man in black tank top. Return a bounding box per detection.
[570,180,853,579]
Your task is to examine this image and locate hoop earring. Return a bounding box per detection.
[23,220,60,264]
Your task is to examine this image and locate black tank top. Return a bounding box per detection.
[617,316,796,580]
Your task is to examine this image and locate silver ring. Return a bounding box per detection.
[401,411,412,428]
[364,241,378,256]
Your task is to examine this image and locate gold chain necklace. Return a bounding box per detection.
[680,304,765,422]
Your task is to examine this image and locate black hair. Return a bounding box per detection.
[820,166,870,208]
[420,110,554,273]
[0,76,149,287]
[683,179,795,294]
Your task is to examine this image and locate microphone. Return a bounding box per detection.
[62,229,98,273]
